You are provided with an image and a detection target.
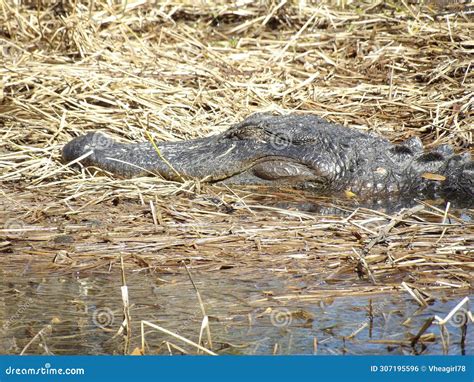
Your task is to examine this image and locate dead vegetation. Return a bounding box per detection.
[0,0,473,355]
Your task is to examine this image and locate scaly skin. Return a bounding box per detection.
[62,113,473,205]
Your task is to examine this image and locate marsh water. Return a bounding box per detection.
[1,188,472,356]
[1,267,471,355]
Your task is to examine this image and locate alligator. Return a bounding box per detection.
[62,113,473,206]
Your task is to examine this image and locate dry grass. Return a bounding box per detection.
[0,0,473,354]
[1,185,472,292]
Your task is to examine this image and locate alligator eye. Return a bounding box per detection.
[390,145,413,155]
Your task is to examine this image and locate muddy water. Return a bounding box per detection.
[1,185,472,355]
[1,269,471,355]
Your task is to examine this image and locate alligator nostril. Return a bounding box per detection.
[390,145,413,155]
[417,152,445,162]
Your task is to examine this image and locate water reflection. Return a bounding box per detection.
[1,271,471,355]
